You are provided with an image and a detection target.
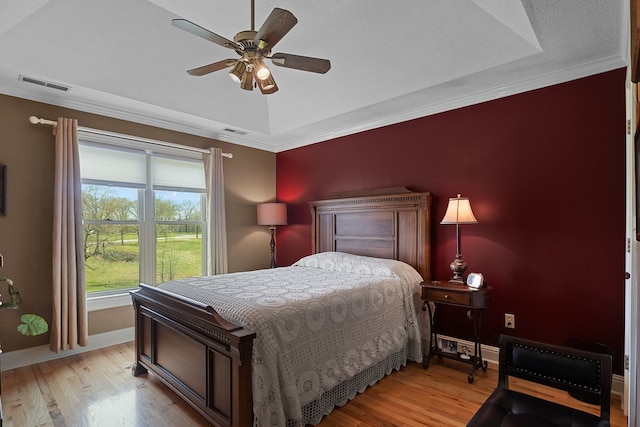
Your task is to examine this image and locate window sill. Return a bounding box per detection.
[87,291,135,312]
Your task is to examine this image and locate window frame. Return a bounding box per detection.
[79,131,208,310]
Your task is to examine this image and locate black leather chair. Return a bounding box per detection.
[467,334,612,427]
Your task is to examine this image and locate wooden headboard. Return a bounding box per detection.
[309,188,432,281]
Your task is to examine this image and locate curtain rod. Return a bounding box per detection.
[29,116,233,158]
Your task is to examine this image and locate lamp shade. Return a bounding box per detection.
[240,69,254,91]
[229,61,246,83]
[257,73,278,94]
[254,59,271,80]
[257,203,287,226]
[440,195,478,224]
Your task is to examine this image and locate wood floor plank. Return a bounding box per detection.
[1,342,628,426]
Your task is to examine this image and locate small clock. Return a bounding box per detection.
[466,273,485,289]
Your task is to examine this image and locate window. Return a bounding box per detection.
[79,134,207,297]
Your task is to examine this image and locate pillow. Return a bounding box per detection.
[293,251,418,279]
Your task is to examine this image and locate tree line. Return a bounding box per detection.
[82,185,202,262]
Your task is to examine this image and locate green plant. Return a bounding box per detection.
[0,276,49,336]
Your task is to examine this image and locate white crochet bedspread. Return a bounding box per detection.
[158,252,424,427]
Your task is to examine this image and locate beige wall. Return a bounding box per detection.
[0,94,276,351]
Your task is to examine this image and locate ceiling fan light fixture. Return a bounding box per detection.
[229,61,246,83]
[254,59,271,80]
[258,74,278,94]
[240,70,254,91]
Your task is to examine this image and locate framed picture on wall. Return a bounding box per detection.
[0,164,5,216]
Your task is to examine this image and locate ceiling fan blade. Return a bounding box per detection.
[254,8,298,50]
[187,59,237,76]
[172,19,240,50]
[270,53,331,74]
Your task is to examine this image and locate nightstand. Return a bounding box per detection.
[421,281,491,383]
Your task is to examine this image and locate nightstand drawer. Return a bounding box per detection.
[421,283,490,308]
[425,288,471,305]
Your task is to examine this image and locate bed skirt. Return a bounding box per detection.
[288,342,416,426]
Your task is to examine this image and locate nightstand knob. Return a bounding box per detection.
[444,294,449,299]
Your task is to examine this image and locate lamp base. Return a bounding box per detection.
[449,254,467,284]
[269,226,277,268]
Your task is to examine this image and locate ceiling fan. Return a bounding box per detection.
[172,0,331,94]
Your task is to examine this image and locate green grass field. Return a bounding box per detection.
[85,232,202,293]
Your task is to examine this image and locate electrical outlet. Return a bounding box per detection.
[505,313,515,329]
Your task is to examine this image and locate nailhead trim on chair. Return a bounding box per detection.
[507,343,603,393]
[468,335,612,426]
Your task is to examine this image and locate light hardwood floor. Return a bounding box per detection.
[2,342,628,426]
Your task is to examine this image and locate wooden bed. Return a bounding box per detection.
[130,188,432,427]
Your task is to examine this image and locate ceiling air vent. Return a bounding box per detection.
[19,75,70,92]
[223,128,248,135]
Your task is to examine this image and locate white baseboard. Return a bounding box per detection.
[1,327,134,371]
[437,334,624,399]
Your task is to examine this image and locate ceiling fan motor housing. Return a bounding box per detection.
[234,31,270,56]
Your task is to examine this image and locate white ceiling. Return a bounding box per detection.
[0,0,628,153]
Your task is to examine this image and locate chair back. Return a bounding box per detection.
[498,334,612,421]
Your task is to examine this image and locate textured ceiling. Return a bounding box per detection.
[0,0,628,152]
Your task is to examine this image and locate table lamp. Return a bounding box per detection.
[440,194,477,283]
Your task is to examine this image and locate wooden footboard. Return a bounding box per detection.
[130,284,256,427]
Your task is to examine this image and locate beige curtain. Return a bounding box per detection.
[204,148,228,274]
[50,118,88,352]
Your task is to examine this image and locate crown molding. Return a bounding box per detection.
[0,54,626,154]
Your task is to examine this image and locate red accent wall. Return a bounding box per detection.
[276,69,627,373]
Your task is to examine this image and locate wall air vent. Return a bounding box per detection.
[223,128,248,135]
[19,75,70,92]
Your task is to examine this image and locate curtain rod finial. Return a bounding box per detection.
[29,116,58,126]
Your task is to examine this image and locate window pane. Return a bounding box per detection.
[84,224,140,293]
[155,190,203,221]
[82,185,138,221]
[156,225,203,283]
